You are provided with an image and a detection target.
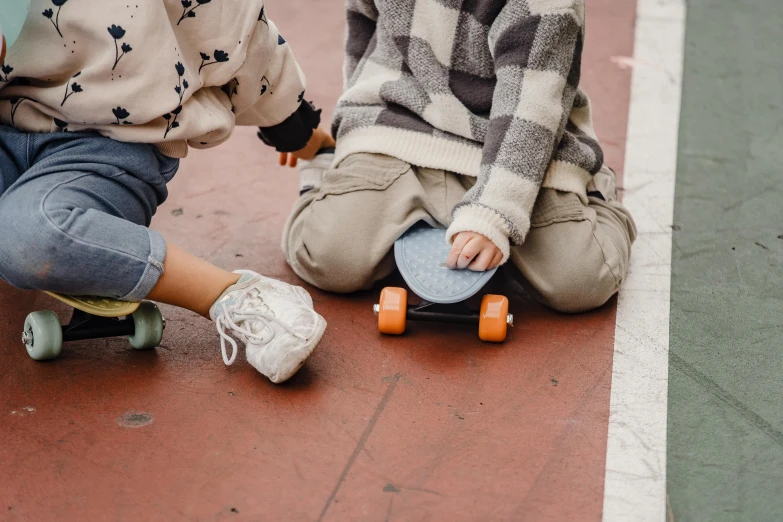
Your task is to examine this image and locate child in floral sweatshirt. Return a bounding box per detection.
[281,0,637,313]
[0,0,335,383]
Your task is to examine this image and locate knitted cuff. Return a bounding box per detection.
[446,204,516,265]
[257,100,322,153]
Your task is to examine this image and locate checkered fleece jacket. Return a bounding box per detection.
[332,0,604,261]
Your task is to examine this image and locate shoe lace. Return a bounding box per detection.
[214,287,307,366]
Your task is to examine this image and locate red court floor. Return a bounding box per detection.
[0,1,636,520]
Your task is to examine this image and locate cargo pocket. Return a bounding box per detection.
[529,188,587,229]
[316,153,411,201]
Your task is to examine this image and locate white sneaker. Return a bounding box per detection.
[587,164,619,202]
[209,271,326,383]
[298,151,334,194]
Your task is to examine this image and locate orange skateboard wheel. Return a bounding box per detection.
[377,287,407,335]
[479,295,510,342]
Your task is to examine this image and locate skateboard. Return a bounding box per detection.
[21,293,165,361]
[375,223,513,342]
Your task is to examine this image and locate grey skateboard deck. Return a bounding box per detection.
[394,223,497,304]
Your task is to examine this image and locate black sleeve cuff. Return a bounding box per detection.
[257,100,322,153]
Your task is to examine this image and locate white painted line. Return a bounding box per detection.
[602,0,686,520]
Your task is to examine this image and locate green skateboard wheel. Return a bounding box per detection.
[128,302,164,350]
[23,311,63,361]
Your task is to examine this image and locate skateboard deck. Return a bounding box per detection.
[45,292,140,318]
[394,223,497,304]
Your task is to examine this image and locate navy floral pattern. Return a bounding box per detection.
[9,97,32,126]
[42,0,69,38]
[221,77,239,112]
[108,25,133,71]
[61,72,83,106]
[163,62,189,137]
[198,50,229,73]
[112,107,132,125]
[0,64,13,83]
[260,75,270,96]
[177,0,213,26]
[5,0,304,146]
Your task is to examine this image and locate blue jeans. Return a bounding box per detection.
[0,127,179,301]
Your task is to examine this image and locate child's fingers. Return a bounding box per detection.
[468,246,496,272]
[456,237,482,270]
[446,233,471,268]
[488,250,504,270]
[278,153,298,168]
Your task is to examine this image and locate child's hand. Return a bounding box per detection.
[446,232,503,272]
[279,128,335,168]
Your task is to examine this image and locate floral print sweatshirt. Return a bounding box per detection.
[0,0,320,158]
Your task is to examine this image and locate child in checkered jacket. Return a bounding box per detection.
[280,0,637,313]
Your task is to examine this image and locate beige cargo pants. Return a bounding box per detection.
[282,153,637,313]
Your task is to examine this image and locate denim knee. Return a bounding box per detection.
[0,207,67,290]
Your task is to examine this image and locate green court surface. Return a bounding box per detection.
[668,0,783,518]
